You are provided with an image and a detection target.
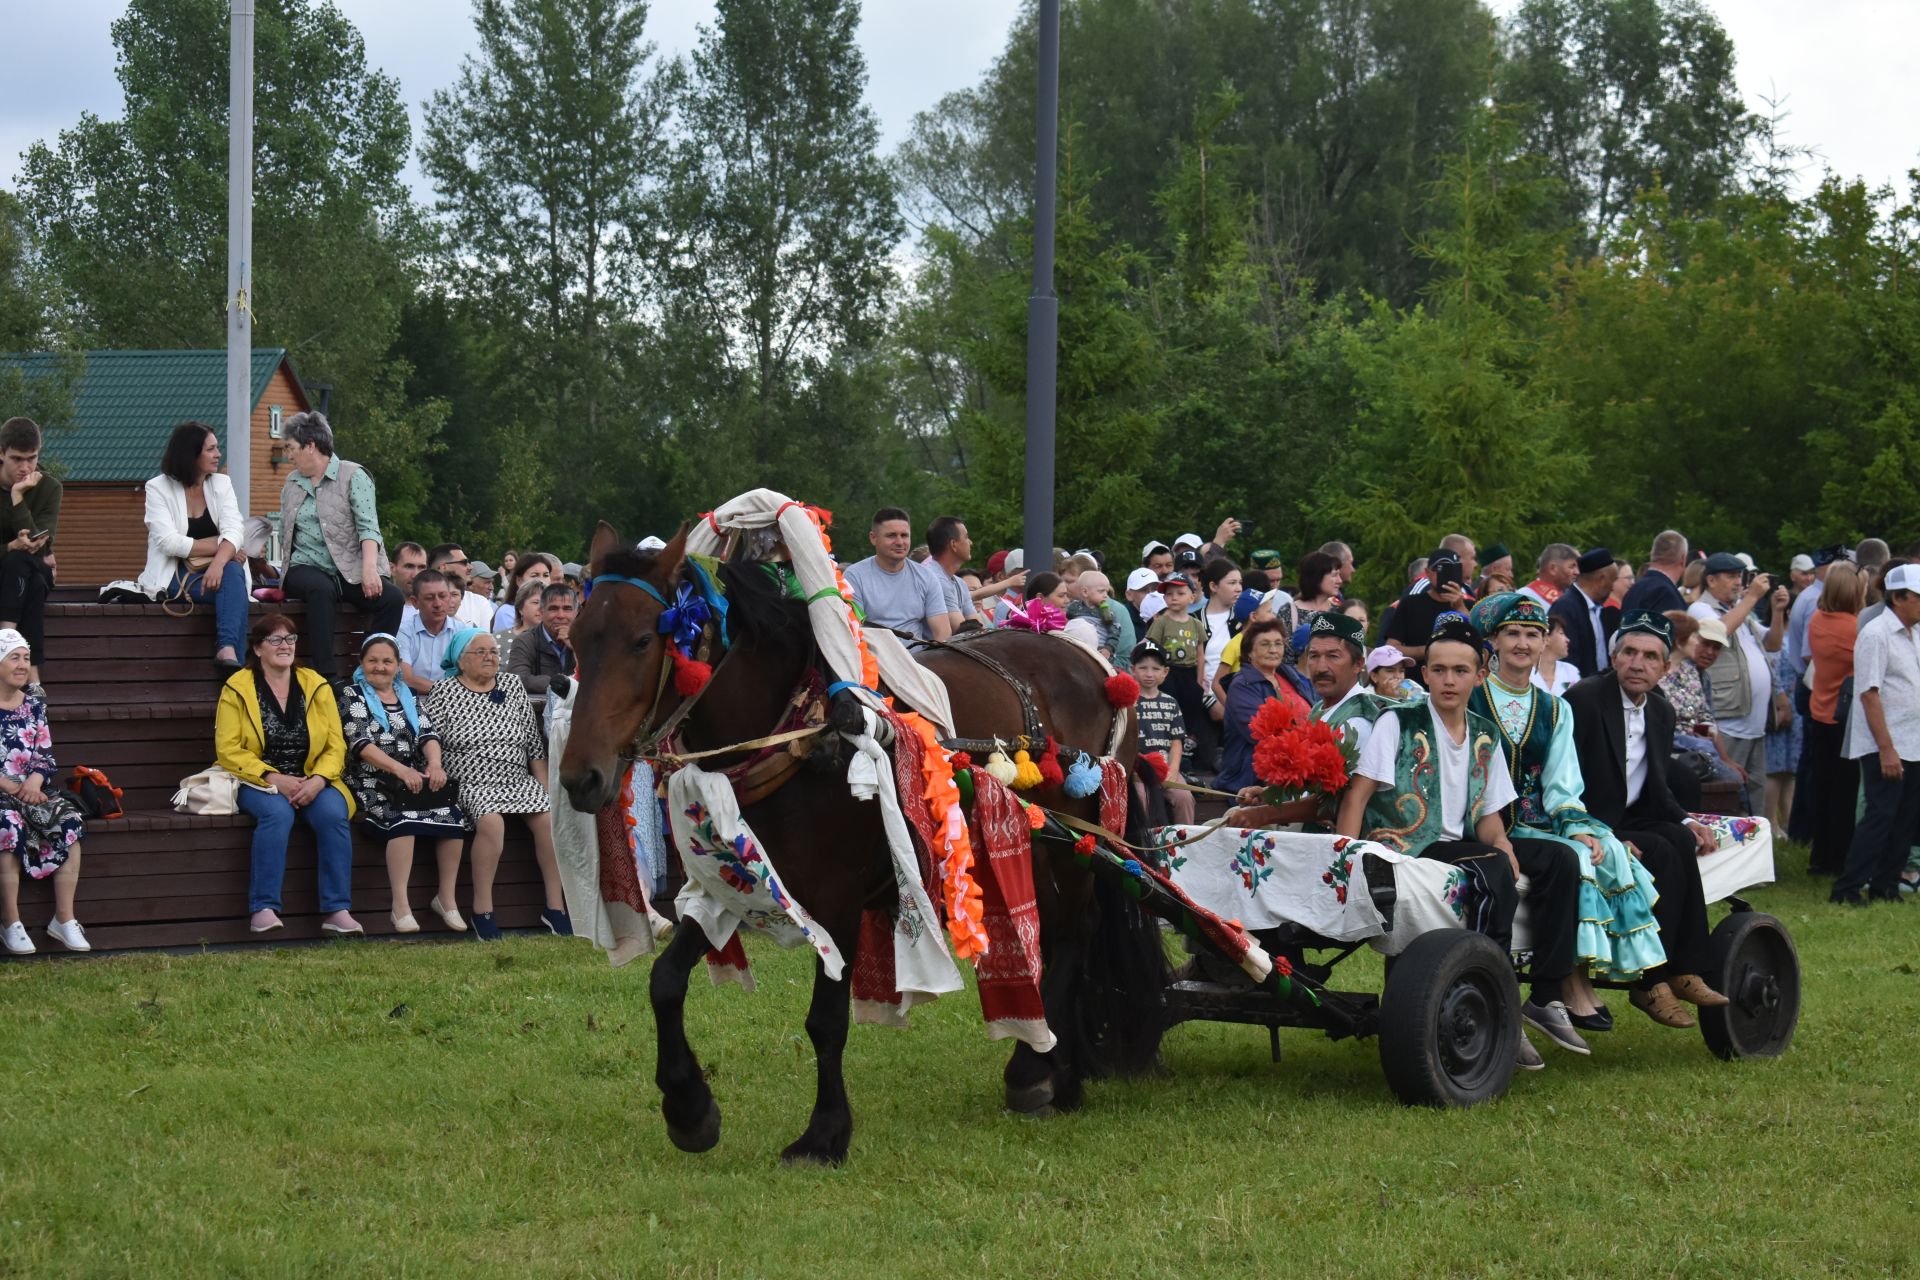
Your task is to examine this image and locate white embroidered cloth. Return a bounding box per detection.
[686,489,954,734]
[548,685,657,967]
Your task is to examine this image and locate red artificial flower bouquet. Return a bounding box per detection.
[1248,697,1356,806]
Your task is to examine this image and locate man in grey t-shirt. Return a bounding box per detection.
[843,506,952,642]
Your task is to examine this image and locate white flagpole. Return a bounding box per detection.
[226,1,255,517]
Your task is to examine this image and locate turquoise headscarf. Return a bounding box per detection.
[440,625,484,679]
[352,633,420,735]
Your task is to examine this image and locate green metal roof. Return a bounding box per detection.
[0,348,302,482]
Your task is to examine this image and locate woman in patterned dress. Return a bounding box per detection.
[339,634,472,934]
[0,627,88,954]
[425,629,570,940]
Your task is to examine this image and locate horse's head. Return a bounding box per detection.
[560,520,687,812]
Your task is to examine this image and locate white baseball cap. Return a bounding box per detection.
[1734,551,1756,571]
[1140,539,1171,562]
[1004,548,1025,573]
[1885,564,1920,594]
[1173,532,1204,549]
[1125,567,1159,592]
[636,535,667,552]
[1789,553,1814,573]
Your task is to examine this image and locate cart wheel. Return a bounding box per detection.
[1698,911,1800,1061]
[1378,929,1519,1108]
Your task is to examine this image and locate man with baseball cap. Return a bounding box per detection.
[1380,548,1469,680]
[1687,552,1788,814]
[1565,610,1728,1028]
[1834,563,1920,904]
[1785,544,1852,687]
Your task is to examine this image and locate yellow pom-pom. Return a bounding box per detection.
[1012,749,1043,790]
[984,751,1019,787]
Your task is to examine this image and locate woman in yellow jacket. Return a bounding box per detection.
[216,612,362,935]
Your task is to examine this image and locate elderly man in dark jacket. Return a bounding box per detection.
[505,583,576,695]
[1565,610,1728,1030]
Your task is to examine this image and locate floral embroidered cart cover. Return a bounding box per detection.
[1152,814,1775,957]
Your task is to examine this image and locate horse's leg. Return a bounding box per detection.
[651,918,722,1153]
[779,953,856,1167]
[1005,858,1092,1116]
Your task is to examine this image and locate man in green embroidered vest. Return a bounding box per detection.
[1336,617,1519,925]
[1228,610,1413,828]
[277,411,406,678]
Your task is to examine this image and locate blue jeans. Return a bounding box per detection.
[238,784,355,913]
[170,565,250,656]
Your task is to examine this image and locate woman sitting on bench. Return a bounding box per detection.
[138,421,249,671]
[0,628,89,954]
[215,613,361,936]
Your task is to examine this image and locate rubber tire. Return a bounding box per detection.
[1378,928,1520,1108]
[1698,911,1801,1061]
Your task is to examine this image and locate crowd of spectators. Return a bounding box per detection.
[4,406,1918,957]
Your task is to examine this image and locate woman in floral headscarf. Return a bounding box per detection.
[0,627,89,953]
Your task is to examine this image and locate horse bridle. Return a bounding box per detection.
[592,572,824,772]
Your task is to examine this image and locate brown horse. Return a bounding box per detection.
[560,524,1167,1165]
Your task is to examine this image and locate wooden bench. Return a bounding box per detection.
[4,599,557,957]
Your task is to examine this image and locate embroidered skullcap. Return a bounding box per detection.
[0,628,27,662]
[1616,609,1674,653]
[1248,548,1284,570]
[1702,552,1744,575]
[1470,590,1548,636]
[1482,543,1512,565]
[1306,609,1365,653]
[1428,612,1482,652]
[1576,546,1616,576]
[1813,544,1853,568]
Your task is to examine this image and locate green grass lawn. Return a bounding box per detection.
[3,842,1916,1279]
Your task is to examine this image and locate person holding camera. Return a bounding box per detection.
[1380,547,1470,684]
[0,418,61,686]
[1687,553,1789,815]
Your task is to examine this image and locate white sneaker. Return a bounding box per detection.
[45,917,90,952]
[2,921,33,955]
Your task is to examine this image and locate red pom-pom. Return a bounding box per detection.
[1104,673,1141,708]
[1139,751,1170,782]
[1037,736,1065,788]
[949,751,972,769]
[1274,954,1293,977]
[671,650,712,696]
[1072,834,1096,856]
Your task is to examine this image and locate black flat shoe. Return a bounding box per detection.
[1569,1005,1614,1033]
[213,654,244,674]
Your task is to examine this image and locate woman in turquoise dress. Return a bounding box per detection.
[1469,594,1666,1017]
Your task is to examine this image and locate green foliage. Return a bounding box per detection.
[1502,0,1755,243]
[14,0,441,509]
[0,191,82,431]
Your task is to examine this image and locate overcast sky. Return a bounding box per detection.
[1,0,1914,203]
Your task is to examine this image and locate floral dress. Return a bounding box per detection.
[0,695,85,878]
[424,677,550,817]
[338,682,471,840]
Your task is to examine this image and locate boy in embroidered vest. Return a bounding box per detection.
[1334,615,1532,982]
[1467,592,1668,1053]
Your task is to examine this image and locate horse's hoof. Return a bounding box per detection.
[779,1138,848,1168]
[664,1096,721,1154]
[1004,1078,1056,1115]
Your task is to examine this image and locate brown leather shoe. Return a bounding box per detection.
[1669,973,1730,1007]
[1630,983,1696,1029]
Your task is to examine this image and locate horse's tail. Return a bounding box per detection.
[1072,758,1171,1079]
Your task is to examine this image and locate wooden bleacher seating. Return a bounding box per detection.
[3,595,551,956]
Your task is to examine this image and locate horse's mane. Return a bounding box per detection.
[598,548,657,580]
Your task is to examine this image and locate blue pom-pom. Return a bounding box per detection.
[1122,858,1143,877]
[1063,753,1102,798]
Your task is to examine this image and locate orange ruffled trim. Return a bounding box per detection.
[900,711,988,959]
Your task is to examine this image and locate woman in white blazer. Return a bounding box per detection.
[140,422,251,671]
